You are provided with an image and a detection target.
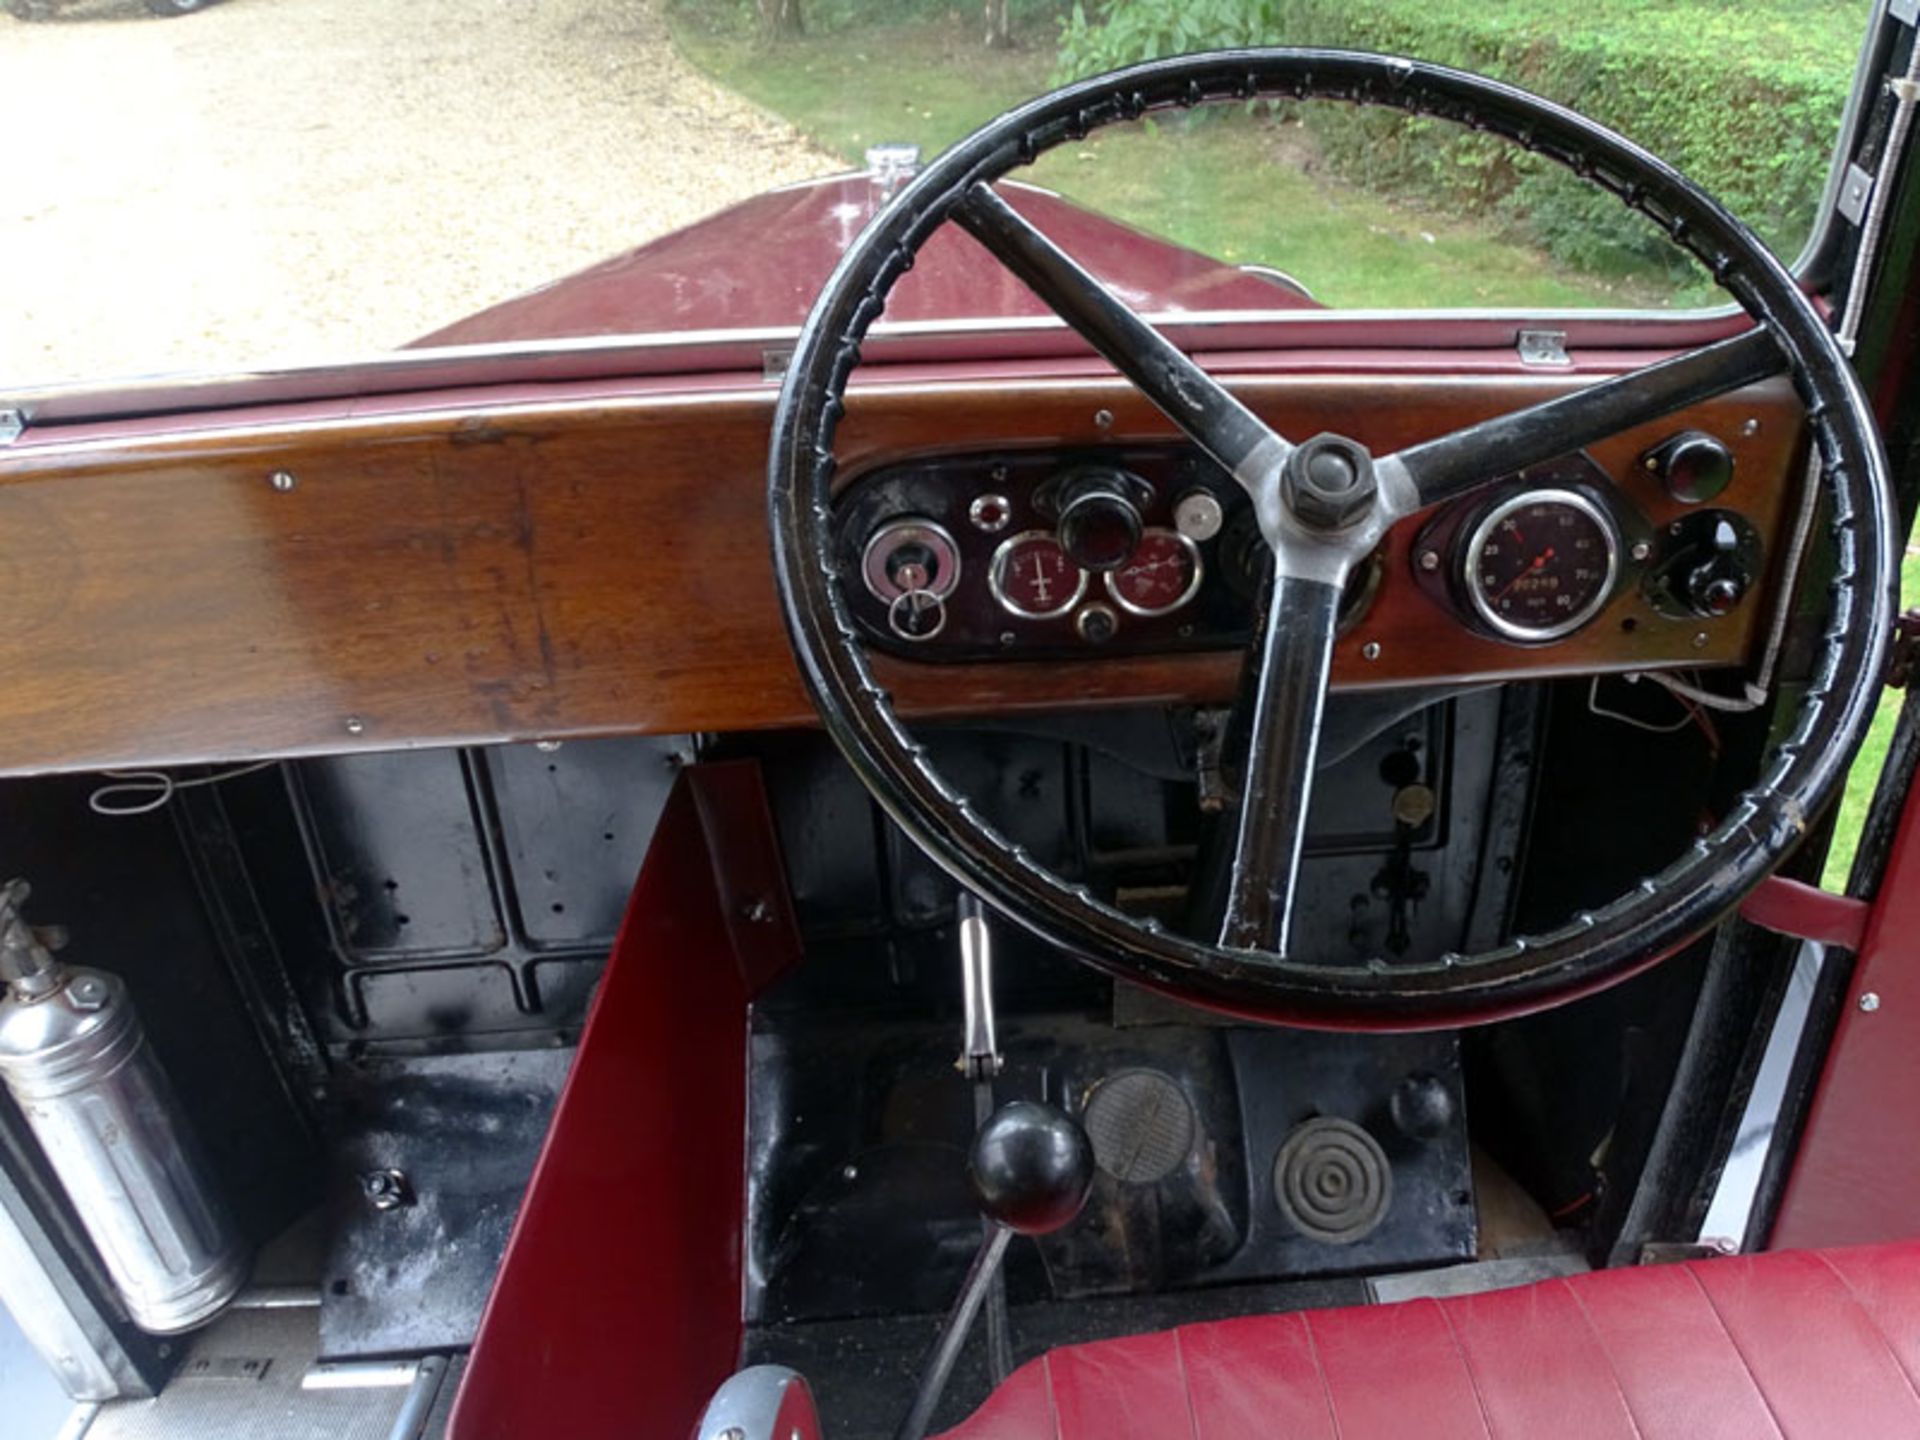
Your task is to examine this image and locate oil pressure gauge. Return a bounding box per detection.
[1462,488,1620,643]
[1105,528,1203,617]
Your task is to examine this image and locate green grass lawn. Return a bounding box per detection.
[667,11,1665,308]
[1822,540,1919,888]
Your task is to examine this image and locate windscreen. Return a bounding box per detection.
[0,0,1872,385]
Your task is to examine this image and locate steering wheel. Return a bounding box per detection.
[768,49,1898,1028]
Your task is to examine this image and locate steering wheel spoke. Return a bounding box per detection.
[1387,327,1789,510]
[1217,571,1344,955]
[952,181,1290,490]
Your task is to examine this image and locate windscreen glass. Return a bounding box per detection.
[0,0,1872,384]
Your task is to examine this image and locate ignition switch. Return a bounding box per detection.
[1643,510,1763,620]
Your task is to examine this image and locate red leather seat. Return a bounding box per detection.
[938,1241,1920,1439]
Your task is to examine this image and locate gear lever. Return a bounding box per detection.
[953,891,1012,1384]
[893,1101,1095,1440]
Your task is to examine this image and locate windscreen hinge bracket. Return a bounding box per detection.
[1516,329,1571,368]
[1886,608,1920,689]
[0,409,22,447]
[1839,163,1877,226]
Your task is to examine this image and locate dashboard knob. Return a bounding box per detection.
[1682,518,1751,617]
[1056,474,1143,572]
[1645,430,1734,504]
[1691,574,1745,616]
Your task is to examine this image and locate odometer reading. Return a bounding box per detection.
[1463,489,1619,643]
[990,531,1087,619]
[1106,529,1203,617]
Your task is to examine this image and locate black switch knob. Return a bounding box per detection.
[1683,518,1751,617]
[1645,430,1734,504]
[1057,473,1143,572]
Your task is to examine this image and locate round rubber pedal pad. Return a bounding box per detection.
[1082,1068,1196,1184]
[1272,1117,1393,1244]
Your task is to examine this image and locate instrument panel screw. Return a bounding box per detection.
[1630,540,1653,562]
[1418,549,1441,572]
[1860,991,1882,1013]
[1361,641,1382,661]
[1691,632,1710,649]
[268,470,297,492]
[361,1168,413,1212]
[534,740,563,753]
[1741,418,1761,437]
[1093,408,1115,430]
[344,716,366,735]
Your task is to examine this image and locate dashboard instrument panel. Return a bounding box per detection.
[0,363,1808,776]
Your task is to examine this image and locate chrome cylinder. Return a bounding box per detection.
[0,962,246,1333]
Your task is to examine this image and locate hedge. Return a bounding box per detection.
[1055,0,1863,284]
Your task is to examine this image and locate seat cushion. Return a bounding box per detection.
[938,1241,1920,1439]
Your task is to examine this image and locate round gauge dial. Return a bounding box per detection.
[1463,489,1620,642]
[862,519,961,603]
[1105,528,1203,617]
[990,531,1087,619]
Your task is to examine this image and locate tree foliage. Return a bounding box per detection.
[1055,0,1857,278]
[759,0,804,35]
[985,0,1015,48]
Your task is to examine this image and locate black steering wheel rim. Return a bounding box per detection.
[768,48,1898,1029]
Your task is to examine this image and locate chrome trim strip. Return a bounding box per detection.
[1698,941,1824,1247]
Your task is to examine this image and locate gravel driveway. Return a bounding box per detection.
[0,0,837,388]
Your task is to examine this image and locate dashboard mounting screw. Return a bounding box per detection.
[1691,632,1709,649]
[1630,540,1652,562]
[1361,641,1382,661]
[1741,418,1761,437]
[1093,408,1114,431]
[362,1169,412,1212]
[1418,549,1441,572]
[269,470,297,492]
[1860,992,1882,1013]
[344,716,366,736]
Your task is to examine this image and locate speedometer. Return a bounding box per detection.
[1462,489,1619,643]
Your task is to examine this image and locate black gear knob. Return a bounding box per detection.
[968,1100,1094,1236]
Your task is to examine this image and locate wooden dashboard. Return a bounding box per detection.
[0,366,1805,776]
